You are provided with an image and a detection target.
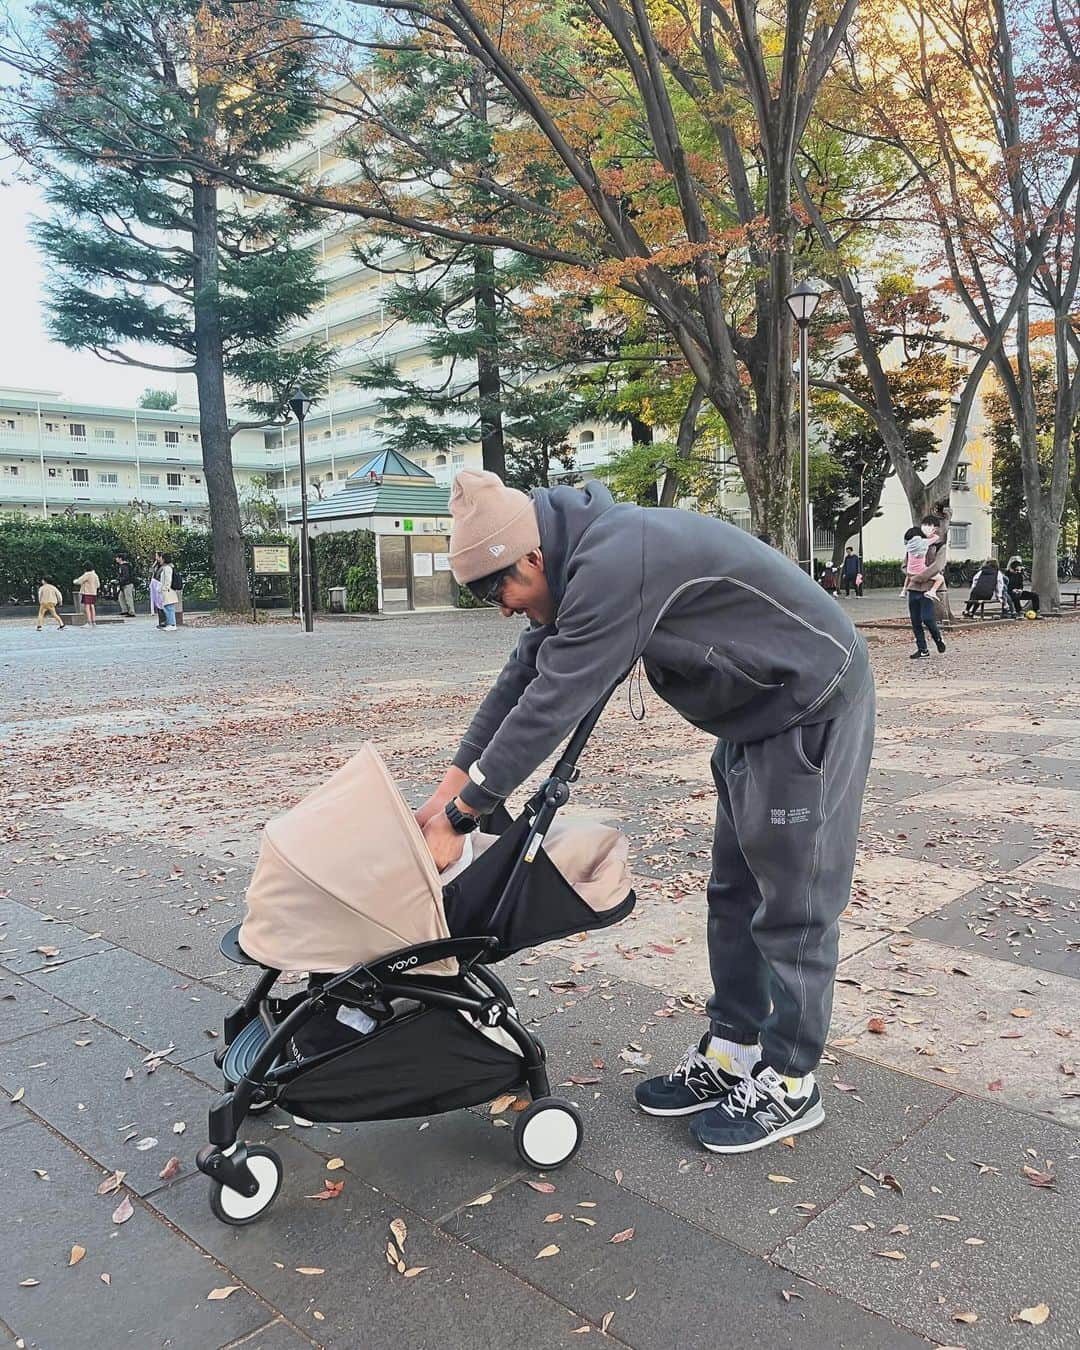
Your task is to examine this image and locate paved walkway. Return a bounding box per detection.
[1,610,1078,1349]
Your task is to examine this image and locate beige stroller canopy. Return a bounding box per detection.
[240,743,631,975]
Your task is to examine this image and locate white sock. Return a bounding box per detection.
[779,1070,814,1098]
[706,1036,759,1075]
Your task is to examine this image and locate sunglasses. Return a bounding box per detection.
[467,565,515,607]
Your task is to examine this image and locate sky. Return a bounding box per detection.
[0,178,166,406]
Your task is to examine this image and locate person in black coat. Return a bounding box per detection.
[841,547,862,597]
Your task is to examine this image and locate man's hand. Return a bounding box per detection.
[422,809,467,872]
[415,765,470,829]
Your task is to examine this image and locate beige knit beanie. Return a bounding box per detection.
[448,470,540,583]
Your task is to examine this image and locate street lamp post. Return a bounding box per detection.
[288,389,314,633]
[785,282,820,576]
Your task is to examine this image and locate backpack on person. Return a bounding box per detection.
[168,564,183,592]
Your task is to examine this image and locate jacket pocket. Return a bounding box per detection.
[704,647,783,692]
[644,632,783,724]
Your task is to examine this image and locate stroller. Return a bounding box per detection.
[196,687,636,1225]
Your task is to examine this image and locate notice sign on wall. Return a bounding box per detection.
[433,553,452,572]
[412,552,434,577]
[253,545,290,575]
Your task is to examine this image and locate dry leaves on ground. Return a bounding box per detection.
[1013,1304,1050,1325]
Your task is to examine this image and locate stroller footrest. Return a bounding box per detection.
[221,1016,273,1086]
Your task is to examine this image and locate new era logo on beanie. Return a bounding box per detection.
[448,470,540,583]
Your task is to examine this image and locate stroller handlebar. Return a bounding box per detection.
[549,677,625,783]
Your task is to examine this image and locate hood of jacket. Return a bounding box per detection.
[531,481,618,608]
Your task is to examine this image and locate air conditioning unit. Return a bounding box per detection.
[422,521,434,532]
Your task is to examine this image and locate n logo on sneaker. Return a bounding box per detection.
[752,1101,791,1131]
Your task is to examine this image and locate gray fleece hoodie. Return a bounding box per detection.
[455,483,870,814]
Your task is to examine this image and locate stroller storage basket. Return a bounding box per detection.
[276,1005,524,1123]
[445,811,635,959]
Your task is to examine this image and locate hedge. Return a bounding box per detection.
[0,511,289,605]
[311,530,378,612]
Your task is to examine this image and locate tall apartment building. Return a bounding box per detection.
[0,387,274,522]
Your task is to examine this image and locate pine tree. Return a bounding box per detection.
[3,0,332,610]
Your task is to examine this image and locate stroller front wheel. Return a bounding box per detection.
[208,1145,283,1225]
[514,1098,583,1170]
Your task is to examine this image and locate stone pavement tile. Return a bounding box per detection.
[1,1119,272,1350]
[972,714,1080,737]
[865,768,944,804]
[0,1021,213,1195]
[1008,847,1080,894]
[920,783,1080,830]
[776,1095,1080,1349]
[995,756,1080,792]
[443,1167,929,1349]
[1036,738,1080,761]
[908,878,1080,981]
[871,740,1020,777]
[23,946,231,1063]
[227,1319,318,1350]
[245,1108,525,1225]
[525,976,953,1256]
[862,813,1044,874]
[0,965,82,1046]
[0,896,114,974]
[153,1135,592,1349]
[829,938,1080,1125]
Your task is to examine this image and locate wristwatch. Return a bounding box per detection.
[444,798,480,834]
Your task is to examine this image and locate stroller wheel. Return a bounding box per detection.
[208,1145,283,1225]
[514,1098,583,1170]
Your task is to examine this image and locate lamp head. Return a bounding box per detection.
[785,282,821,326]
[288,389,313,422]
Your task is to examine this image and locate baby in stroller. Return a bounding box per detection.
[196,689,635,1225]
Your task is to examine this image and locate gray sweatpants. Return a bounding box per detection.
[706,673,875,1076]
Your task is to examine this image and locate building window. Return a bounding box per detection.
[48,467,59,478]
[97,472,119,485]
[138,431,158,444]
[169,514,183,526]
[72,467,89,484]
[187,433,199,442]
[165,430,180,445]
[166,472,182,488]
[1,418,14,430]
[951,522,971,549]
[952,462,970,489]
[578,430,595,445]
[451,453,465,469]
[93,428,116,442]
[434,454,447,467]
[140,474,160,487]
[4,465,19,476]
[44,422,57,433]
[69,423,86,439]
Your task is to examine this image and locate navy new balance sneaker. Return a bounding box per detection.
[690,1062,825,1153]
[634,1034,745,1116]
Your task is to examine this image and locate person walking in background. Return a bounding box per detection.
[115,554,136,617]
[841,546,862,597]
[150,551,167,628]
[903,503,951,659]
[819,562,839,595]
[159,553,179,630]
[73,566,100,628]
[36,578,65,630]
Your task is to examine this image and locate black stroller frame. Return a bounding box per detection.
[196,685,634,1225]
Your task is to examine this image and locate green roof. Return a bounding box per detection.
[288,478,451,524]
[351,448,432,480]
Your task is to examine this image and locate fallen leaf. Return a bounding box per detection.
[781,1136,796,1149]
[1013,1304,1050,1326]
[873,1250,907,1261]
[867,1017,886,1034]
[207,1287,239,1300]
[489,1093,516,1114]
[466,1193,493,1207]
[527,1181,556,1194]
[601,1312,614,1333]
[609,1228,635,1244]
[613,1168,623,1185]
[952,1311,978,1324]
[306,1180,344,1200]
[19,1279,39,1287]
[1011,1008,1033,1018]
[964,1237,985,1246]
[781,1289,804,1302]
[1021,1166,1056,1189]
[68,1245,86,1266]
[134,1137,157,1152]
[573,1216,597,1227]
[536,1244,560,1259]
[111,1195,134,1225]
[313,1311,325,1321]
[100,1273,111,1286]
[402,1267,428,1278]
[295,1267,325,1275]
[768,1174,796,1184]
[390,1218,407,1249]
[10,1086,24,1103]
[97,1170,125,1196]
[935,1214,961,1223]
[325,1157,344,1171]
[881,1174,904,1196]
[544,1213,563,1223]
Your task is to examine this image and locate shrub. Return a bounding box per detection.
[345,562,378,613]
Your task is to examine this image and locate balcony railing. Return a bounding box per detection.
[1,430,272,469]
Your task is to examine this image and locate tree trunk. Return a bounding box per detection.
[191,180,248,613]
[473,246,506,479]
[659,382,704,508]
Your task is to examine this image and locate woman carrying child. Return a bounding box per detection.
[901,505,951,659]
